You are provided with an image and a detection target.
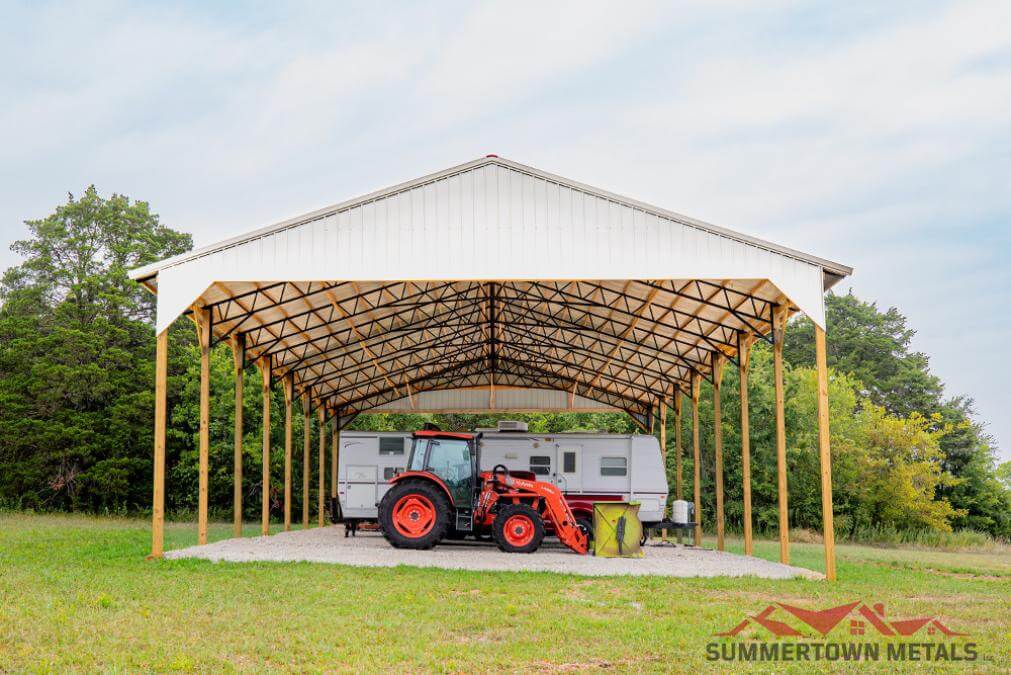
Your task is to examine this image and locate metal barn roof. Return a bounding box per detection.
[132,156,851,422]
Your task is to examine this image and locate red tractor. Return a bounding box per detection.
[377,430,589,554]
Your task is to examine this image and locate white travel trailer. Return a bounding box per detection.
[336,423,668,527]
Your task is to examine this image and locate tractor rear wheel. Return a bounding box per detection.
[378,480,451,549]
[493,504,545,553]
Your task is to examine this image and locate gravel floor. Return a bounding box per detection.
[166,525,821,579]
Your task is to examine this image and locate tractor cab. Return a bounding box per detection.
[378,429,588,555]
[403,430,479,531]
[406,431,477,504]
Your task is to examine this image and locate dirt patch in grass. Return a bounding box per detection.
[532,655,662,672]
[923,568,1005,581]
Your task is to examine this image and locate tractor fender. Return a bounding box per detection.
[389,471,455,507]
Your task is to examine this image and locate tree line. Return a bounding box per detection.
[1,188,1008,540]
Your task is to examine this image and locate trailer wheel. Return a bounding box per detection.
[493,504,545,553]
[378,480,450,550]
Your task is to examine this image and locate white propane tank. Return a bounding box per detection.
[672,500,690,525]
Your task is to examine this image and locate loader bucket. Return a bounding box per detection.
[592,502,643,558]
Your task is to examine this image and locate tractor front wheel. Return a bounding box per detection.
[493,504,545,553]
[378,480,451,549]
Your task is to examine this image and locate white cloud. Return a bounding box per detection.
[0,0,1009,456]
[413,0,672,124]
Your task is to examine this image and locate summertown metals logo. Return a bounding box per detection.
[707,601,977,663]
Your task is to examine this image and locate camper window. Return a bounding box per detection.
[379,437,404,455]
[562,451,576,473]
[600,457,627,476]
[529,456,551,475]
[383,467,403,480]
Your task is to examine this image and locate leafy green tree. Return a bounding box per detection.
[0,188,191,510]
[786,291,1009,538]
[998,461,1011,489]
[784,292,943,416]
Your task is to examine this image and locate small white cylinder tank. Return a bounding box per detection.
[671,500,690,524]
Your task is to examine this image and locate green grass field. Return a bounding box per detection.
[1,513,1008,672]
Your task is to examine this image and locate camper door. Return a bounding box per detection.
[555,444,582,493]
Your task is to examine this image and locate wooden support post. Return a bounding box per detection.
[330,413,339,500]
[318,407,326,527]
[259,357,271,536]
[283,376,293,531]
[738,333,755,556]
[195,307,211,546]
[150,329,168,559]
[773,305,790,564]
[674,386,683,501]
[658,396,668,464]
[230,338,243,539]
[815,324,837,581]
[647,404,655,434]
[302,394,310,528]
[691,373,702,547]
[658,395,668,538]
[712,353,726,552]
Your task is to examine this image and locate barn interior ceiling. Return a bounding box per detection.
[193,277,787,427]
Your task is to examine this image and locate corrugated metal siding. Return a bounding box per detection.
[154,160,829,332]
[370,388,616,413]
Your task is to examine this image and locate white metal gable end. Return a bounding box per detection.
[131,156,851,422]
[134,156,848,334]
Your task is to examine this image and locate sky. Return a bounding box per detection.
[1,1,1009,459]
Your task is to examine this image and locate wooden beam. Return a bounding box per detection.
[712,352,726,552]
[230,338,244,539]
[674,385,683,501]
[212,281,328,389]
[815,324,837,581]
[738,332,755,556]
[149,329,168,559]
[691,373,702,547]
[302,394,310,528]
[283,376,293,531]
[326,290,401,398]
[318,407,326,527]
[773,304,790,564]
[627,410,648,433]
[195,307,211,546]
[259,357,271,536]
[586,285,661,391]
[681,279,769,357]
[254,284,330,384]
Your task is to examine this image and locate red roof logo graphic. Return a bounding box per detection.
[716,601,967,638]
